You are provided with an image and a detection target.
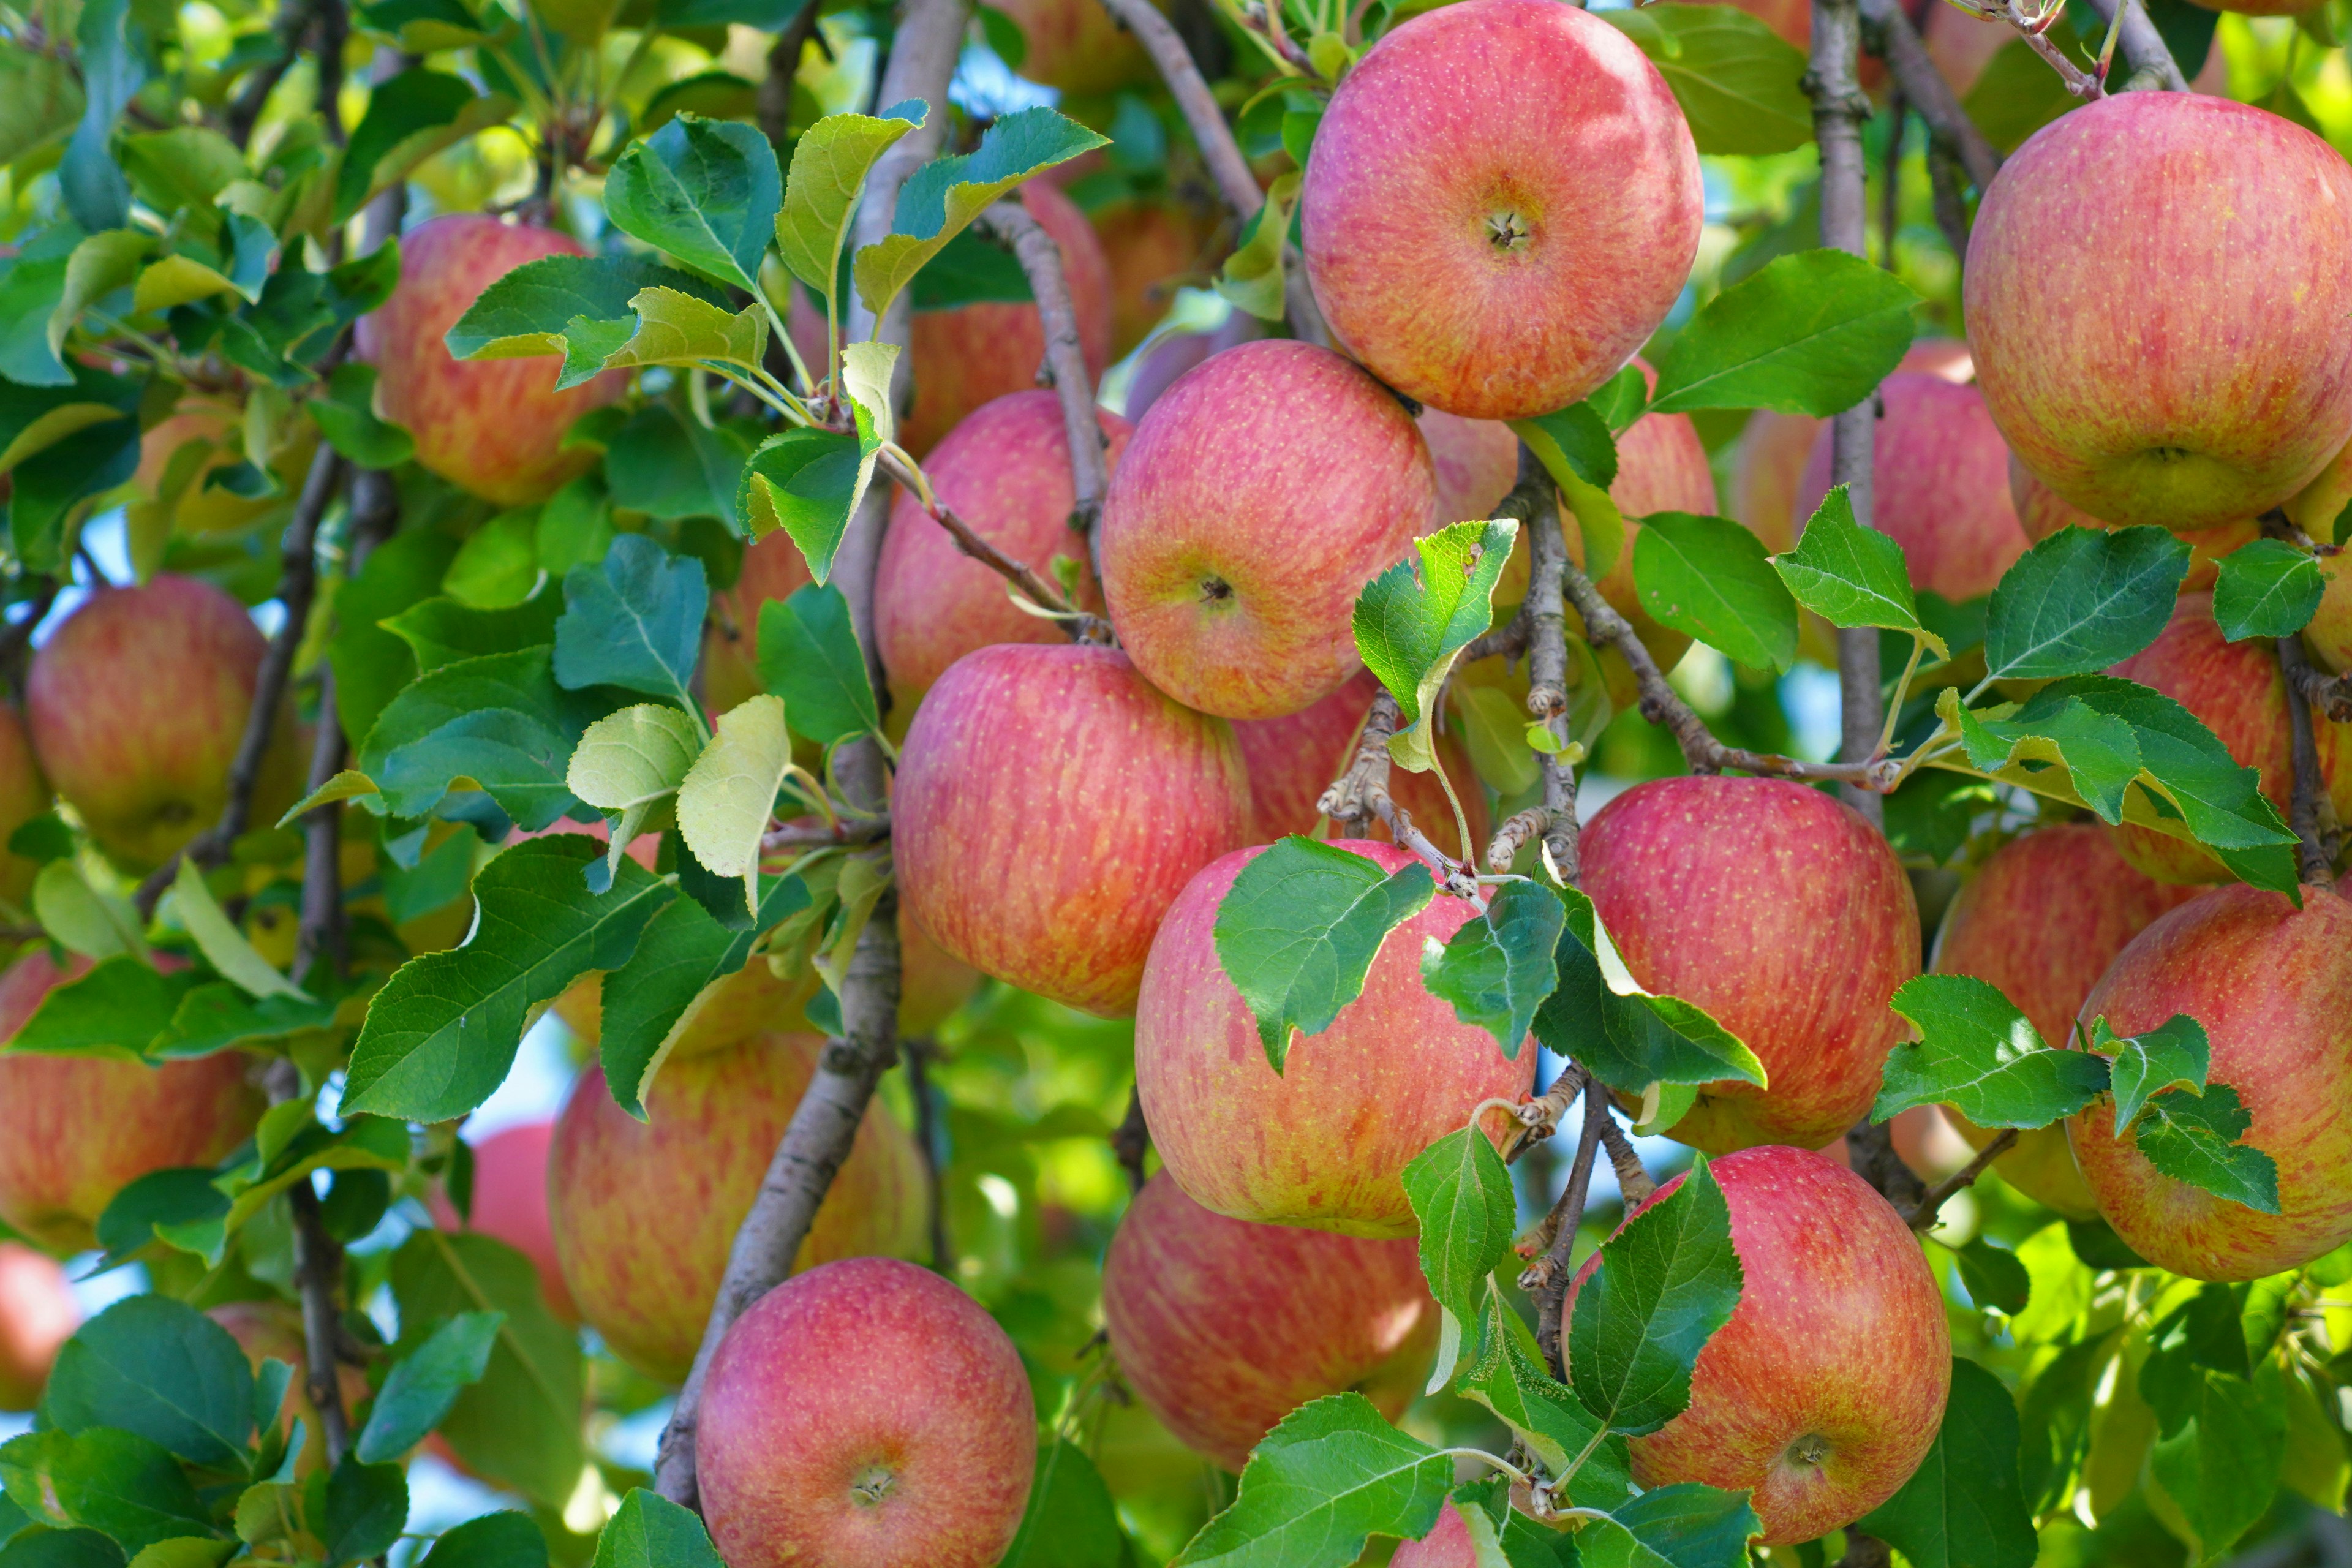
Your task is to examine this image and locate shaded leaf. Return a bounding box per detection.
[353,1311,502,1464]
[43,1297,253,1468]
[554,534,707,708]
[1534,886,1765,1096]
[603,115,779,294]
[756,586,879,746]
[1419,881,1561,1058]
[1631,511,1798,672]
[2212,538,2323,642]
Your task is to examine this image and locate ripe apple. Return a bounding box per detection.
[0,703,49,908]
[1091,197,1223,357]
[1579,777,1920,1153]
[26,574,302,871]
[1419,409,1520,528]
[876,390,1134,707]
[1567,1146,1949,1545]
[703,530,815,716]
[1100,339,1436,720]
[2008,455,2255,594]
[897,643,1250,1016]
[211,1299,372,1477]
[902,183,1113,458]
[1105,1172,1435,1472]
[1966,94,2352,531]
[696,1256,1036,1568]
[1795,374,2031,601]
[546,1032,927,1383]
[0,951,265,1253]
[0,1243,75,1411]
[428,1120,575,1322]
[1299,0,1702,420]
[2309,552,2352,674]
[1133,839,1537,1237]
[355,213,624,506]
[2106,593,2352,883]
[1231,669,1488,862]
[2068,884,2352,1280]
[1930,824,2199,1218]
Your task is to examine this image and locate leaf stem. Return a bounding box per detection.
[1875,634,1926,758]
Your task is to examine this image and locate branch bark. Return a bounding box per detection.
[1856,0,2000,191]
[2278,634,2342,892]
[1523,1083,1606,1379]
[2075,0,2187,90]
[1514,456,1581,881]
[263,1058,352,1465]
[1314,687,1482,898]
[1093,0,1262,225]
[1907,1126,2013,1231]
[875,449,1108,639]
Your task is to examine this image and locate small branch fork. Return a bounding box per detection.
[875,449,1112,643]
[1314,688,1482,899]
[2076,0,2189,90]
[1855,0,2000,190]
[1905,1127,2014,1232]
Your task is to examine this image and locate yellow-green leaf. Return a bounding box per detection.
[172,858,306,1000]
[677,694,793,921]
[603,287,767,374]
[776,105,925,298]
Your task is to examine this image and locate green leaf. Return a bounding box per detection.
[9,954,191,1060]
[2212,538,2324,641]
[589,1493,723,1568]
[2091,1013,2209,1134]
[390,1233,584,1510]
[341,837,671,1123]
[1210,837,1436,1071]
[737,426,870,581]
[34,860,149,963]
[598,288,768,382]
[1953,1242,2032,1317]
[603,115,779,295]
[171,859,303,1001]
[1631,511,1798,672]
[1534,886,1766,1096]
[1456,1302,1633,1507]
[1172,1395,1450,1568]
[776,105,925,301]
[333,528,460,748]
[443,255,725,362]
[416,1513,548,1568]
[1419,881,1562,1058]
[1216,172,1300,322]
[354,0,507,55]
[755,586,880,746]
[1981,526,2191,681]
[92,1170,231,1267]
[2131,1083,2281,1215]
[1773,484,1943,655]
[554,535,708,709]
[597,872,810,1118]
[336,70,514,222]
[0,1531,125,1568]
[1507,402,1616,495]
[0,236,79,390]
[1567,1161,1743,1436]
[1876,974,2111,1129]
[43,1297,254,1468]
[354,1311,502,1464]
[677,695,791,923]
[1577,1485,1760,1568]
[0,49,85,168]
[277,769,380,829]
[1648,249,1921,417]
[1354,519,1519,766]
[322,1454,406,1567]
[356,647,593,831]
[1401,1128,1517,1394]
[0,1430,214,1554]
[604,404,748,525]
[381,592,564,675]
[1000,1441,1126,1568]
[1600,4,1811,156]
[567,704,703,812]
[852,107,1110,322]
[2148,1366,2287,1563]
[443,511,542,609]
[309,363,415,467]
[52,231,151,368]
[59,0,138,235]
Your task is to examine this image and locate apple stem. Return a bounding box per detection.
[2074,0,2188,91]
[2275,634,2342,892]
[1906,1126,2016,1233]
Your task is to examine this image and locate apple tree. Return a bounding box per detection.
[0,0,2343,1560]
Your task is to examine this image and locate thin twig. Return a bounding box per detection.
[2075,0,2187,89]
[2278,635,2341,891]
[875,449,1110,641]
[1594,1112,1654,1205]
[1501,1061,1587,1165]
[1523,1084,1607,1379]
[973,202,1110,581]
[265,1058,352,1464]
[1857,0,2000,190]
[1314,687,1481,899]
[1111,1089,1150,1194]
[1907,1127,2013,1232]
[760,813,889,854]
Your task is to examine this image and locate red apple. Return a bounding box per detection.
[1888,1106,1973,1185]
[1133,839,1537,1237]
[356,214,624,505]
[703,530,815,717]
[876,390,1134,707]
[428,1120,575,1322]
[696,1256,1035,1568]
[1299,0,1702,421]
[0,1243,75,1411]
[1092,197,1223,358]
[1566,1146,1949,1545]
[902,183,1113,458]
[2068,884,2352,1280]
[1580,777,1920,1153]
[1103,1171,1437,1471]
[2008,454,2255,594]
[26,574,298,871]
[1966,94,2352,531]
[547,1032,927,1383]
[1100,339,1436,719]
[1419,409,1520,527]
[1231,669,1489,862]
[2105,593,2352,883]
[0,703,50,908]
[1930,824,2199,1217]
[896,643,1250,1016]
[0,951,265,1253]
[1795,374,2031,601]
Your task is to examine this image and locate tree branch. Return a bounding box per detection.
[1093,0,1262,225]
[760,813,889,854]
[1594,1112,1654,1205]
[1857,0,1999,189]
[874,449,1109,641]
[1521,1082,1606,1378]
[264,1058,351,1464]
[2277,634,2342,892]
[1514,454,1581,881]
[1906,1126,2013,1232]
[973,202,1110,577]
[2075,0,2187,90]
[1314,687,1481,898]
[1501,1060,1587,1165]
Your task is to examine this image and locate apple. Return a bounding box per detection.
[2009,454,2256,594]
[696,1256,1035,1568]
[902,182,1114,459]
[546,1031,927,1383]
[1133,839,1537,1237]
[1231,669,1488,863]
[876,390,1134,707]
[2106,593,2352,883]
[1929,824,2199,1217]
[897,643,1250,1016]
[1888,1106,1975,1186]
[355,213,624,506]
[0,1243,75,1411]
[428,1120,575,1322]
[1099,339,1436,720]
[1298,0,1702,420]
[1795,374,2032,602]
[0,703,49,908]
[26,574,303,871]
[1966,94,2352,532]
[0,950,265,1253]
[1104,1171,1435,1471]
[703,530,815,717]
[1091,197,1223,358]
[212,1299,372,1476]
[2282,437,2352,674]
[1567,1145,1949,1545]
[897,913,980,1038]
[1419,408,1520,527]
[2068,884,2352,1280]
[993,0,1156,94]
[1579,776,1920,1153]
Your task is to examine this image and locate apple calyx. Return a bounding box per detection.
[849,1462,899,1507]
[1485,209,1532,252]
[1784,1432,1832,1467]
